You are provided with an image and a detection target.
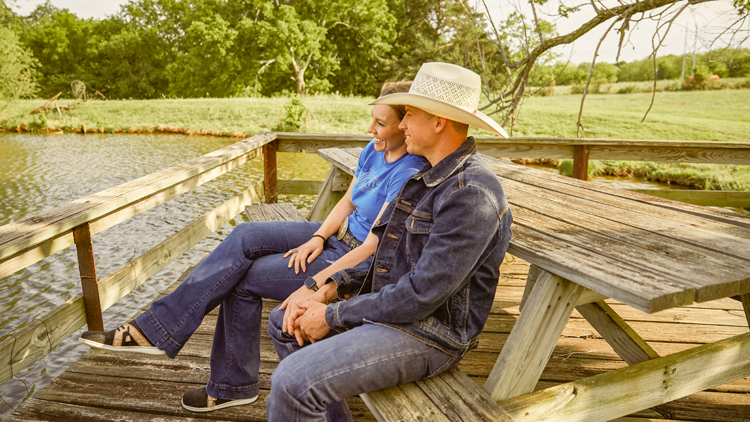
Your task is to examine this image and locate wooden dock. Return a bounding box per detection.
[6,256,750,421]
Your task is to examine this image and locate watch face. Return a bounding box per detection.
[305,278,318,291]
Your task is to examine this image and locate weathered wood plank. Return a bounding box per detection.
[0,133,274,256]
[625,189,750,208]
[0,295,86,387]
[397,383,453,422]
[307,167,349,222]
[483,154,750,229]
[6,398,203,422]
[245,202,306,223]
[498,331,750,422]
[740,293,750,328]
[72,223,103,332]
[484,270,584,401]
[572,145,589,180]
[318,148,359,176]
[588,144,750,165]
[442,368,515,421]
[506,197,750,303]
[576,301,660,365]
[263,141,278,203]
[508,226,695,313]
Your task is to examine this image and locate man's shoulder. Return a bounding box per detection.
[458,154,504,190]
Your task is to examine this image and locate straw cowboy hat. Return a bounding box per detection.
[371,62,508,138]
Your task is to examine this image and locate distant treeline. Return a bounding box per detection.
[1,0,748,101]
[531,49,750,87]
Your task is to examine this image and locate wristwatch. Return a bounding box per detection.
[304,277,319,292]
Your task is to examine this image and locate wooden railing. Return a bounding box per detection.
[1,132,750,388]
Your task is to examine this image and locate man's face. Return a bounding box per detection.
[398,105,434,158]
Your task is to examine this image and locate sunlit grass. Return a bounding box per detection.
[2,89,749,189]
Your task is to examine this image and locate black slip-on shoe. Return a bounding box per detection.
[79,320,165,355]
[181,386,259,412]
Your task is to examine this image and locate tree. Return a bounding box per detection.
[17,1,94,98]
[0,26,39,103]
[472,0,750,134]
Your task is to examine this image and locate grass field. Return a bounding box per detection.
[2,89,749,189]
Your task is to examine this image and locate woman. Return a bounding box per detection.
[79,80,426,413]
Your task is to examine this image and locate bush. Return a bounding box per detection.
[617,84,637,94]
[274,94,307,132]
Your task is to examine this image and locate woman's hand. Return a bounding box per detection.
[284,236,325,274]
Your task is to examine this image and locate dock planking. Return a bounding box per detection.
[7,257,750,421]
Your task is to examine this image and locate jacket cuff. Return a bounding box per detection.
[325,302,344,330]
[329,271,356,300]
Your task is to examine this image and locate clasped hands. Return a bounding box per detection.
[279,278,334,346]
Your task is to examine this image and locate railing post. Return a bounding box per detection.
[264,141,278,204]
[73,223,103,331]
[573,144,589,181]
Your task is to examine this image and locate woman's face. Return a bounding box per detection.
[367,104,406,157]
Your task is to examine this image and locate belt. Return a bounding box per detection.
[337,219,362,250]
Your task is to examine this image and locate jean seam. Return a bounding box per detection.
[207,379,259,392]
[292,348,425,403]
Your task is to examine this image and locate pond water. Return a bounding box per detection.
[0,133,745,416]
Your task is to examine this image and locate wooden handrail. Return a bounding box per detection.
[0,132,277,279]
[273,132,750,165]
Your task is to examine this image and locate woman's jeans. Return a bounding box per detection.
[266,306,459,422]
[134,221,353,401]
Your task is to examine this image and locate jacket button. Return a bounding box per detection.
[376,268,388,273]
[344,294,350,298]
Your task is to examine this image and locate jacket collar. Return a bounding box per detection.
[417,137,476,187]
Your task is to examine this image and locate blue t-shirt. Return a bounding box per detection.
[348,141,426,242]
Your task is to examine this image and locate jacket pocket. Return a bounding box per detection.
[405,215,433,268]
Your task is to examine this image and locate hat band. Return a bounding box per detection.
[410,73,481,112]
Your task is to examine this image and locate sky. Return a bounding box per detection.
[11,0,750,64]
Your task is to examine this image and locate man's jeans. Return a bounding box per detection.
[267,306,460,422]
[134,221,352,400]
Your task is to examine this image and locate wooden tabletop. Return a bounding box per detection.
[318,147,750,314]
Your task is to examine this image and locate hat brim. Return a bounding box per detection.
[370,93,508,138]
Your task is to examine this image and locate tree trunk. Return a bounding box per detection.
[295,67,307,95]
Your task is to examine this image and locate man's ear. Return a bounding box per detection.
[433,116,448,134]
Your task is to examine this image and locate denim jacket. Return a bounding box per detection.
[324,137,513,355]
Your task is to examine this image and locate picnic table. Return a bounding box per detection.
[314,147,750,422]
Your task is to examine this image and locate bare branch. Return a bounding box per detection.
[642,3,689,122]
[529,0,545,43]
[481,0,513,69]
[577,17,620,137]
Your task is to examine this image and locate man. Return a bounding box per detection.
[267,62,513,421]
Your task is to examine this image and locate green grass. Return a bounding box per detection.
[2,89,750,190]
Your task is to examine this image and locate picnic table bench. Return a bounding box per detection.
[313,147,750,422]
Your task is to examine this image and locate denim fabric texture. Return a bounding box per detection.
[326,137,513,355]
[267,306,458,422]
[134,220,370,401]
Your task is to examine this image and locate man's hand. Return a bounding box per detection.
[294,300,331,345]
[284,236,325,274]
[280,285,316,335]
